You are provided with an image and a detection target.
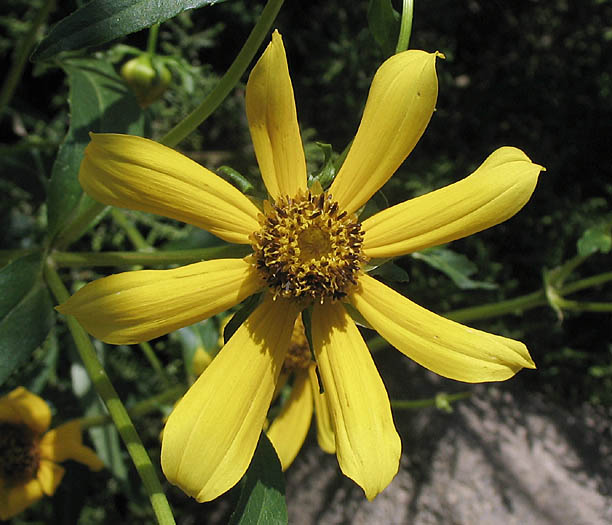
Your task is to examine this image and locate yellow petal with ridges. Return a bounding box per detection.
[0,387,51,435]
[330,50,440,215]
[351,274,535,382]
[39,421,104,471]
[36,460,65,496]
[56,258,262,344]
[0,478,44,520]
[80,133,260,244]
[161,296,299,502]
[246,30,307,200]
[267,368,313,471]
[362,147,544,258]
[312,301,400,500]
[308,363,335,454]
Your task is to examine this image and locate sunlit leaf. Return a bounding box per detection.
[229,433,287,525]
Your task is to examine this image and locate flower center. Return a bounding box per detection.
[0,423,40,483]
[251,190,367,302]
[283,318,311,372]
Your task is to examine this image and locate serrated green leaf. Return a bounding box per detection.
[32,0,226,62]
[368,0,400,57]
[412,248,498,290]
[0,253,54,386]
[229,433,287,525]
[47,59,145,244]
[577,225,612,256]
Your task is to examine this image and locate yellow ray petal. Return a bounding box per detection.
[36,460,65,496]
[362,147,545,258]
[266,368,313,471]
[39,421,104,471]
[330,50,440,215]
[308,363,335,454]
[161,296,299,502]
[56,258,262,344]
[311,301,400,500]
[246,30,307,200]
[0,478,44,520]
[0,387,51,435]
[80,133,260,244]
[351,274,535,382]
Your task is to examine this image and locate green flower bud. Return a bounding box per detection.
[120,55,171,108]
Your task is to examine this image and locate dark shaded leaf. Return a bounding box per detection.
[32,0,225,62]
[367,0,400,57]
[413,248,498,290]
[229,433,287,525]
[224,293,262,344]
[47,59,145,244]
[0,253,54,386]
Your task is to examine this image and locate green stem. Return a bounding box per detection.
[444,290,547,323]
[51,244,252,267]
[561,271,612,295]
[392,391,471,410]
[44,263,176,525]
[147,23,160,56]
[111,208,151,251]
[139,341,171,388]
[80,384,186,430]
[53,201,109,250]
[0,0,55,119]
[395,0,414,53]
[160,0,285,148]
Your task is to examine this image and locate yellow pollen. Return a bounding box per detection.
[250,190,367,302]
[0,423,40,483]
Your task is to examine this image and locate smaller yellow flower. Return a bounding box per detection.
[0,387,104,520]
[266,319,335,470]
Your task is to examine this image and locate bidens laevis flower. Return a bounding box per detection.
[0,387,103,519]
[57,31,543,501]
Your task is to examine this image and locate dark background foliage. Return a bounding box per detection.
[1,0,611,522]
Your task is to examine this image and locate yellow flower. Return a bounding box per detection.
[57,31,543,501]
[266,319,335,471]
[0,387,104,519]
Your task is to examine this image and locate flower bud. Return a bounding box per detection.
[120,55,171,108]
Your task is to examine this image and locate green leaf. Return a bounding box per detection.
[577,225,612,256]
[369,260,410,283]
[412,248,498,290]
[47,59,145,244]
[0,253,54,386]
[368,0,400,57]
[32,0,225,62]
[224,293,262,344]
[229,433,288,525]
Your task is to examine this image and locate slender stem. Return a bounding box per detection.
[139,341,171,388]
[51,244,252,267]
[53,201,108,250]
[111,208,150,251]
[395,0,414,53]
[160,0,285,148]
[392,391,471,410]
[444,290,547,323]
[0,0,55,119]
[80,384,186,430]
[561,271,612,295]
[44,263,176,525]
[147,23,160,56]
